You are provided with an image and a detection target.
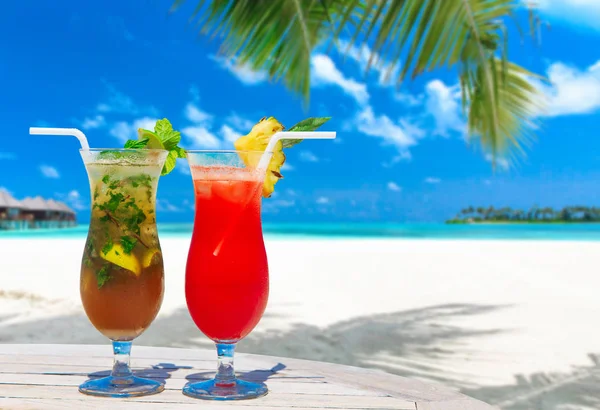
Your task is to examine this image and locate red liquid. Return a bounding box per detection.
[185,166,268,342]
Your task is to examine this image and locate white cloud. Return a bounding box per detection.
[81,115,106,130]
[58,190,86,210]
[157,199,181,212]
[271,199,296,208]
[537,60,600,116]
[485,154,510,170]
[425,177,441,184]
[225,113,254,131]
[220,125,241,144]
[0,186,12,194]
[176,159,191,175]
[210,55,268,85]
[299,150,319,162]
[355,105,421,153]
[183,126,221,149]
[183,198,194,211]
[387,182,402,192]
[316,196,330,204]
[532,0,600,31]
[382,151,412,168]
[335,40,400,87]
[425,80,465,136]
[311,54,369,105]
[185,102,213,124]
[394,92,424,106]
[40,165,60,179]
[109,117,159,143]
[281,162,294,171]
[96,82,158,116]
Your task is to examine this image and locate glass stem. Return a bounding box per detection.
[111,341,134,384]
[215,343,236,386]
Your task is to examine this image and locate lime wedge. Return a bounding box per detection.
[137,129,164,149]
[100,244,141,276]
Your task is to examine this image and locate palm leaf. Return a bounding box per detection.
[171,0,545,163]
[171,0,343,100]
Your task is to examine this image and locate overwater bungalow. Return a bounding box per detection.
[0,192,76,230]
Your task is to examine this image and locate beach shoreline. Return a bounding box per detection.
[0,237,598,409]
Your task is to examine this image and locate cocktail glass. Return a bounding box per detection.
[183,150,273,400]
[78,148,168,397]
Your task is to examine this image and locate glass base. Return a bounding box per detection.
[183,379,268,401]
[79,375,164,398]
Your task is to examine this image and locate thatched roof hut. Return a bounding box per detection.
[55,201,75,215]
[0,191,22,209]
[21,196,50,211]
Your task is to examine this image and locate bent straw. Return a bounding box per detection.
[213,131,337,256]
[29,127,90,150]
[257,131,336,171]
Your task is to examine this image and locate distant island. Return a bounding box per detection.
[447,206,600,224]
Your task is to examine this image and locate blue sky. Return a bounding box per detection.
[2,0,600,223]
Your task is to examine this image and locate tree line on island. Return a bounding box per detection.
[447,206,600,224]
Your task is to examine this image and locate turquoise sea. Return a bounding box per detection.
[2,223,600,240]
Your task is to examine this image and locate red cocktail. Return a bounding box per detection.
[186,167,268,341]
[184,151,272,400]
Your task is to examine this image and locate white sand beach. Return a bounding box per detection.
[1,237,599,409]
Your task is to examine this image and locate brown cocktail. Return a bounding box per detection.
[79,148,167,397]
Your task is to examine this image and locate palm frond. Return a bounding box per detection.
[171,0,344,100]
[343,0,544,161]
[172,0,545,163]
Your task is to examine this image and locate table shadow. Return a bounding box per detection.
[185,362,287,384]
[86,362,193,385]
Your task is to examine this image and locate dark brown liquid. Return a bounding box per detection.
[80,163,164,341]
[80,261,164,341]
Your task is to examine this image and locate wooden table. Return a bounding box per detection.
[0,344,496,409]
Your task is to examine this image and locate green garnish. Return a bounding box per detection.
[104,192,125,213]
[123,118,187,176]
[124,139,149,149]
[120,236,137,255]
[97,265,111,288]
[283,117,331,148]
[124,208,146,235]
[101,237,114,255]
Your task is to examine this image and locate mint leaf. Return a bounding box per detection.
[101,237,114,255]
[124,208,146,235]
[284,117,331,148]
[104,192,125,213]
[120,118,186,176]
[97,265,110,288]
[154,118,172,136]
[173,146,187,159]
[154,119,181,151]
[102,175,110,184]
[161,150,178,176]
[120,236,137,255]
[125,138,149,149]
[161,130,181,151]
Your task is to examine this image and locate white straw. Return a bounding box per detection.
[29,127,90,151]
[212,131,336,256]
[258,131,336,170]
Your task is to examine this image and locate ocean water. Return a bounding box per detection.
[2,222,600,241]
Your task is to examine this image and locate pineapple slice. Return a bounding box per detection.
[234,117,286,198]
